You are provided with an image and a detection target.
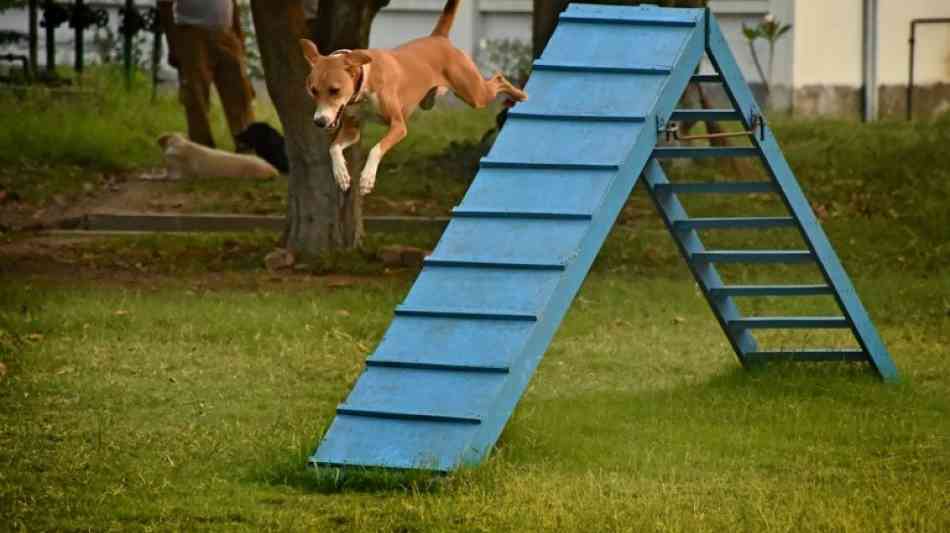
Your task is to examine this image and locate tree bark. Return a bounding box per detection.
[250,1,387,257]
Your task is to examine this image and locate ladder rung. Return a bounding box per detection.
[673,217,796,231]
[424,257,566,271]
[533,60,671,76]
[480,159,620,171]
[730,317,851,329]
[691,251,815,264]
[669,109,741,121]
[709,284,833,297]
[744,350,866,362]
[452,207,593,221]
[507,111,647,123]
[559,14,697,27]
[691,74,722,83]
[366,359,511,374]
[653,147,760,159]
[395,306,538,322]
[337,406,482,425]
[653,182,776,194]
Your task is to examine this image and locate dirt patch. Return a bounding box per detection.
[0,233,399,291]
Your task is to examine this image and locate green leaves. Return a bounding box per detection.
[742,14,793,46]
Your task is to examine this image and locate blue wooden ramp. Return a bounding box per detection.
[311,4,898,472]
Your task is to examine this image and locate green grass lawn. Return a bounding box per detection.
[2,69,949,531]
[1,219,948,531]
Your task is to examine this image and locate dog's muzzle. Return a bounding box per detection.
[314,106,345,130]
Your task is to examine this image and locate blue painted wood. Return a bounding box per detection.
[709,284,833,297]
[730,317,851,329]
[669,109,740,121]
[461,167,615,215]
[745,350,866,362]
[507,111,647,123]
[691,250,815,264]
[644,160,758,366]
[532,61,671,75]
[366,360,511,374]
[369,316,535,370]
[673,217,796,230]
[653,147,760,159]
[312,5,897,472]
[480,160,619,171]
[423,258,566,271]
[452,208,593,220]
[706,12,898,381]
[519,71,666,117]
[336,407,482,425]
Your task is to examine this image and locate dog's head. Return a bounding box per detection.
[299,39,372,130]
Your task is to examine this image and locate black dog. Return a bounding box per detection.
[236,122,289,174]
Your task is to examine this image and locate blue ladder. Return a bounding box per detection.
[310,4,898,472]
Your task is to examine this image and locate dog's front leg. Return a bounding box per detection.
[329,114,361,191]
[360,118,407,196]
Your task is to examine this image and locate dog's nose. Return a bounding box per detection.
[314,116,329,128]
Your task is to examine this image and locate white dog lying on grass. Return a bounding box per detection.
[158,133,279,180]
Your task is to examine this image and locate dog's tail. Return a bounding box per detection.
[431,0,461,37]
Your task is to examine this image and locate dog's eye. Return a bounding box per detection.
[308,87,317,97]
[329,87,340,96]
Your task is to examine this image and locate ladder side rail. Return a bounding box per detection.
[704,12,898,382]
[643,160,758,365]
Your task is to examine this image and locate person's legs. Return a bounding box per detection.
[175,25,217,148]
[209,28,256,149]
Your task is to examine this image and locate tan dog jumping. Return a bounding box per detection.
[299,0,528,195]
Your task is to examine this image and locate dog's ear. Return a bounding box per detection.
[299,39,322,65]
[345,50,373,68]
[157,133,173,149]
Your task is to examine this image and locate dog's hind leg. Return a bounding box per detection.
[444,52,528,108]
[330,114,361,191]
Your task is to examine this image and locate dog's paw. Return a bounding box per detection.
[359,168,376,196]
[333,163,352,191]
[330,146,351,191]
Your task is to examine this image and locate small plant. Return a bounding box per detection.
[742,13,792,91]
[476,38,531,86]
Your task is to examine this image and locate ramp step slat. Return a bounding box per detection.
[691,74,722,83]
[424,258,566,271]
[533,60,671,75]
[669,109,741,121]
[394,306,538,322]
[337,406,482,425]
[452,207,593,221]
[709,284,833,297]
[558,14,698,27]
[730,317,851,329]
[673,217,796,230]
[653,147,760,159]
[507,110,647,123]
[653,181,776,194]
[480,159,620,171]
[366,359,511,374]
[691,250,815,264]
[745,350,866,362]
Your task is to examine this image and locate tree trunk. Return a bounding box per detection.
[532,0,570,58]
[250,1,386,257]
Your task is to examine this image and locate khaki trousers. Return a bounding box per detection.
[174,24,255,149]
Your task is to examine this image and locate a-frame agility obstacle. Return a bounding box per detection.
[311,4,899,472]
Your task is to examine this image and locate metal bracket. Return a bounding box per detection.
[658,109,767,143]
